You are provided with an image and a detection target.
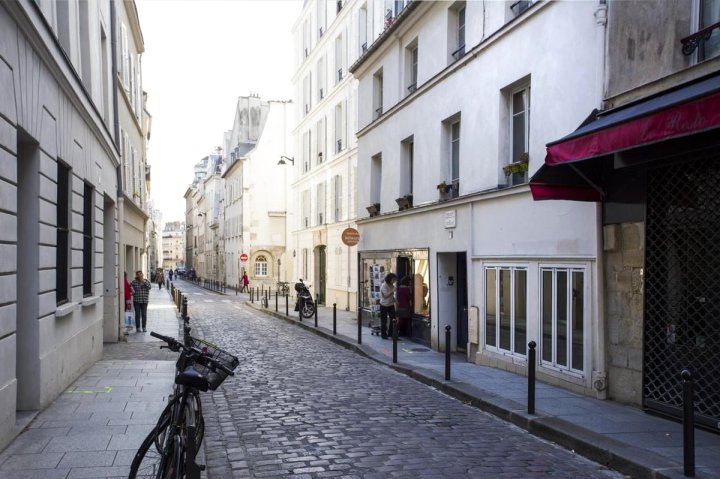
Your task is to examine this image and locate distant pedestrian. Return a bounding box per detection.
[130,270,152,332]
[155,269,164,289]
[241,272,249,293]
[379,273,397,339]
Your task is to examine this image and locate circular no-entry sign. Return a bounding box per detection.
[240,253,249,262]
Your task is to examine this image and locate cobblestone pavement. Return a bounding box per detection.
[183,288,624,479]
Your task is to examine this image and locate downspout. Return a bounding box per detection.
[111,0,126,340]
[592,0,609,399]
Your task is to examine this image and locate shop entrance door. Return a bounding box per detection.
[644,155,720,430]
[315,246,326,305]
[456,253,468,351]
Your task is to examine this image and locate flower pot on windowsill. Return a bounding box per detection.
[366,203,380,217]
[395,194,413,211]
[503,157,529,186]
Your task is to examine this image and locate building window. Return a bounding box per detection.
[83,183,94,297]
[318,0,327,37]
[359,4,368,55]
[450,2,466,61]
[302,190,311,228]
[302,18,310,58]
[302,248,309,278]
[370,153,382,207]
[332,174,343,222]
[541,267,585,373]
[56,162,70,304]
[334,103,344,153]
[254,255,268,277]
[316,182,326,226]
[303,73,312,115]
[507,85,530,185]
[401,137,414,197]
[700,0,720,60]
[373,68,384,118]
[303,130,312,172]
[484,266,527,356]
[316,117,325,164]
[405,40,418,94]
[317,57,326,100]
[335,35,344,84]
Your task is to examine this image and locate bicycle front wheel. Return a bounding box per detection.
[129,421,171,478]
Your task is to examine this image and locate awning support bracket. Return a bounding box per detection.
[569,163,605,198]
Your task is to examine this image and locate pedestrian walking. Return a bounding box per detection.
[123,272,134,329]
[379,273,397,339]
[241,272,249,293]
[130,270,152,332]
[155,269,164,289]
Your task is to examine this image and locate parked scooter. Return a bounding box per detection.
[294,279,315,318]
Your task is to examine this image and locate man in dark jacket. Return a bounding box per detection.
[130,270,152,332]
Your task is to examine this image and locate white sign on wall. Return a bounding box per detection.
[444,210,456,229]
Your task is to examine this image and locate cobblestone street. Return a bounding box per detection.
[183,287,623,479]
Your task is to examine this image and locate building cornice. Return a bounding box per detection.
[123,0,145,53]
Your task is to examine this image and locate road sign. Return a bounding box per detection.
[341,227,360,247]
[240,253,249,262]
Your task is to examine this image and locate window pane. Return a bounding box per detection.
[451,122,460,181]
[572,271,584,371]
[512,113,525,163]
[413,257,430,317]
[499,269,511,350]
[542,270,553,362]
[702,0,720,59]
[514,269,527,355]
[556,271,568,367]
[485,269,496,347]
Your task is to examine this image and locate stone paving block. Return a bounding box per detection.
[58,451,117,468]
[0,468,71,479]
[44,432,112,452]
[67,465,130,478]
[0,452,64,470]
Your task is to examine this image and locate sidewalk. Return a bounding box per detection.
[0,288,180,479]
[248,298,720,479]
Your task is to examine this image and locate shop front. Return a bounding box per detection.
[359,250,431,345]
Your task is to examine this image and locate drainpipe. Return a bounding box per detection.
[592,0,609,399]
[111,0,125,340]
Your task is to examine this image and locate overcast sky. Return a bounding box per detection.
[136,0,300,223]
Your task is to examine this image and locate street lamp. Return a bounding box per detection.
[278,155,295,165]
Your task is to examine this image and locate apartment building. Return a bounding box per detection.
[291,0,363,309]
[0,0,149,449]
[531,0,720,428]
[350,0,604,397]
[161,221,185,271]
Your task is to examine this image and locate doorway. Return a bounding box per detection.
[436,252,468,352]
[314,246,326,305]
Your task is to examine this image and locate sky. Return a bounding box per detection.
[136,0,301,223]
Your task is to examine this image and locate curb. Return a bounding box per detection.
[248,301,706,479]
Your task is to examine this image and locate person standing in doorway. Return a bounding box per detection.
[241,272,249,293]
[395,276,413,337]
[131,270,152,332]
[379,273,398,339]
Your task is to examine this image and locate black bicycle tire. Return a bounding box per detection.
[172,434,185,479]
[129,421,171,479]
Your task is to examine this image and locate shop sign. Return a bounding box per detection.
[341,227,360,246]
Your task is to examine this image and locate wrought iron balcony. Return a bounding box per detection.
[681,21,720,56]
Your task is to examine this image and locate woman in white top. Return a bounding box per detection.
[379,273,398,339]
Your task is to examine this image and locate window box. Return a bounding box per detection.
[503,154,529,186]
[395,194,413,210]
[366,203,380,217]
[437,181,457,201]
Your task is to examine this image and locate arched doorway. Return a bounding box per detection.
[314,246,326,305]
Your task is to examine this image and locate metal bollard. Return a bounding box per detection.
[250,288,254,303]
[285,293,289,316]
[298,298,302,322]
[235,284,238,296]
[181,295,188,320]
[357,309,362,345]
[314,300,318,328]
[392,318,398,364]
[333,303,337,335]
[528,341,537,415]
[682,369,695,477]
[445,325,451,380]
[275,291,278,312]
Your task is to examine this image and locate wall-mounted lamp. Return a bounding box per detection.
[278,155,295,165]
[197,212,204,217]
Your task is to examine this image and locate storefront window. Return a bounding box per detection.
[412,256,430,317]
[359,250,429,318]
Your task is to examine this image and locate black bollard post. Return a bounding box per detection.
[275,291,278,312]
[285,293,289,316]
[250,288,254,303]
[298,298,303,322]
[181,295,188,320]
[235,284,238,296]
[314,300,318,328]
[682,369,695,477]
[392,318,398,364]
[445,325,451,380]
[528,341,537,415]
[333,303,337,335]
[357,309,362,345]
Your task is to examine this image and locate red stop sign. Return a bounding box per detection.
[240,253,249,262]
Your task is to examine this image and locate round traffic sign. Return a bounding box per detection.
[240,253,249,262]
[341,227,360,247]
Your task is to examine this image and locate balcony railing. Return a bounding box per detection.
[681,21,720,56]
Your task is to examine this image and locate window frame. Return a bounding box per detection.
[483,264,528,357]
[539,264,587,376]
[510,85,530,165]
[56,161,71,305]
[82,182,94,297]
[254,255,268,277]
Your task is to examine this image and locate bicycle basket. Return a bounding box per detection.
[188,336,239,390]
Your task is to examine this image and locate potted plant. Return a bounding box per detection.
[503,153,529,185]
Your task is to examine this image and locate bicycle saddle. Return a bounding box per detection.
[175,365,210,392]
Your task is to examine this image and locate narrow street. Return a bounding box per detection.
[179,284,622,478]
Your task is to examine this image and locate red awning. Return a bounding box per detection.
[531,72,720,201]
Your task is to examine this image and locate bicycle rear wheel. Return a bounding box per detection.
[129,418,171,478]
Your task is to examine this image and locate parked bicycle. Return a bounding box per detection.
[128,332,238,479]
[276,281,290,295]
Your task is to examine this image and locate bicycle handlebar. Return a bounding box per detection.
[150,331,235,376]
